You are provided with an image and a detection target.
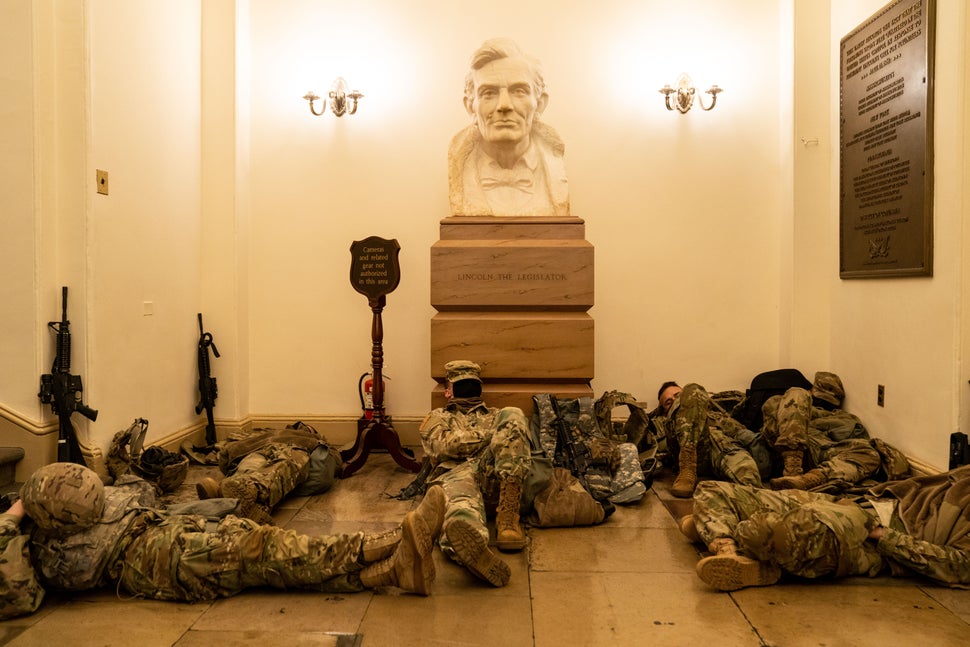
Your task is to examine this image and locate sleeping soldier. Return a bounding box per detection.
[680,465,970,591]
[0,463,445,620]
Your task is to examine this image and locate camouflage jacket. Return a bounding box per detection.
[30,477,156,592]
[420,399,499,465]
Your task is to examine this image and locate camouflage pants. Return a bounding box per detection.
[693,481,884,579]
[672,384,762,486]
[763,389,880,483]
[224,443,311,509]
[117,513,365,601]
[430,407,531,562]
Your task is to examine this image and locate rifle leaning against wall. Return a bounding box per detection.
[39,286,99,464]
[194,313,220,449]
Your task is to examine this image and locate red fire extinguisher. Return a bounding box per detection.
[358,372,389,420]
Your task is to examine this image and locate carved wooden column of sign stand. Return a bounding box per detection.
[341,236,421,476]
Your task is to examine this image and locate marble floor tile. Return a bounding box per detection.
[5,596,208,647]
[359,590,534,647]
[531,571,763,647]
[732,580,970,646]
[529,525,700,573]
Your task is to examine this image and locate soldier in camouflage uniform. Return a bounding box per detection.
[420,360,532,587]
[655,382,765,499]
[681,464,970,591]
[0,463,446,620]
[761,372,882,491]
[194,421,340,524]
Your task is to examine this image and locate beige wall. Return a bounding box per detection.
[797,0,968,469]
[1,0,966,476]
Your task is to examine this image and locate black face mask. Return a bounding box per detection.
[452,379,482,399]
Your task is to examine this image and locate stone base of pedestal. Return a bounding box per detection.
[430,216,594,411]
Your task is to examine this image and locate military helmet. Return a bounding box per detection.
[811,372,844,407]
[20,463,105,531]
[444,360,482,384]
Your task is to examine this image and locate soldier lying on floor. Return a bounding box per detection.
[679,465,970,591]
[0,463,445,620]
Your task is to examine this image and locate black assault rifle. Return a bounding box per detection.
[549,395,615,516]
[194,313,220,447]
[39,286,98,464]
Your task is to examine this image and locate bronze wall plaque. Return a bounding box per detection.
[839,0,934,278]
[349,236,401,300]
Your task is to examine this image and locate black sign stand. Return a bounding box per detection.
[341,237,420,476]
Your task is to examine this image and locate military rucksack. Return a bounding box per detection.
[532,392,648,505]
[733,369,813,432]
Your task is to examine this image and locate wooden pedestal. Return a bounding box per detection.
[430,216,594,413]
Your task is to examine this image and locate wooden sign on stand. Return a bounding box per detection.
[342,236,420,476]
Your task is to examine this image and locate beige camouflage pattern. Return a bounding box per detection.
[693,481,883,579]
[664,384,763,487]
[4,464,373,615]
[811,371,845,407]
[694,471,970,586]
[421,402,531,557]
[119,513,365,600]
[0,518,44,620]
[222,443,311,510]
[20,463,106,531]
[762,388,881,484]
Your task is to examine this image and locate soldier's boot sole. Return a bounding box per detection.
[445,520,511,587]
[696,553,781,592]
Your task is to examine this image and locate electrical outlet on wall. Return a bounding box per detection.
[877,384,885,407]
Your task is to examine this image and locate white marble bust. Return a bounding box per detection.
[448,38,569,217]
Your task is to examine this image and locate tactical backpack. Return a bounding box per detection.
[532,392,648,505]
[732,369,813,433]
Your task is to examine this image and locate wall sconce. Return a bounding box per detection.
[303,77,363,117]
[659,73,722,113]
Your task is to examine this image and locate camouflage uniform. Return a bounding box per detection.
[692,467,970,586]
[659,383,765,487]
[762,374,881,485]
[422,401,531,559]
[0,463,436,619]
[217,422,338,512]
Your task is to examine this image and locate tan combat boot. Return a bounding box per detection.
[670,441,698,498]
[695,537,781,592]
[781,449,804,477]
[361,486,445,563]
[414,485,446,541]
[769,468,827,491]
[359,511,435,595]
[362,528,402,563]
[443,519,511,587]
[679,514,701,544]
[495,476,527,552]
[195,476,221,500]
[220,477,274,525]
